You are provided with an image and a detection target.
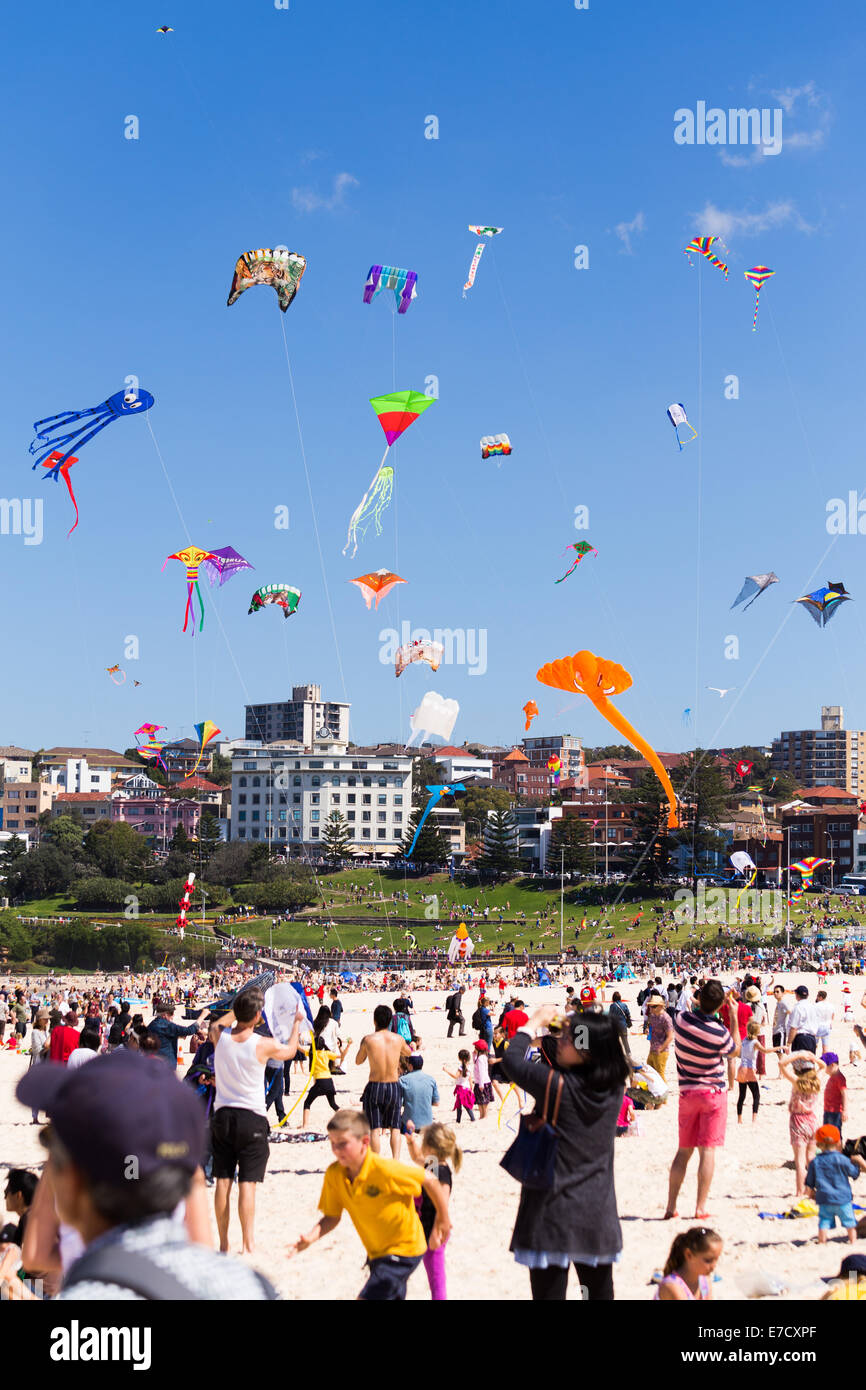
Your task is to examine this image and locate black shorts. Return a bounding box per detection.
[211,1106,270,1183]
[791,1033,817,1054]
[772,1031,783,1048]
[359,1254,422,1301]
[361,1081,401,1131]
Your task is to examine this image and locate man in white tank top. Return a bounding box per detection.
[210,986,300,1255]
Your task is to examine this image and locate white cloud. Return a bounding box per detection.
[692,199,813,240]
[771,80,820,114]
[291,172,359,213]
[613,211,645,254]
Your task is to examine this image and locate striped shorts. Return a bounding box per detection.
[362,1081,401,1131]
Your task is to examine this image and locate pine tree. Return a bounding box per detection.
[477,808,521,875]
[400,809,450,864]
[322,810,354,865]
[672,751,729,890]
[622,772,675,890]
[545,815,593,876]
[196,810,222,866]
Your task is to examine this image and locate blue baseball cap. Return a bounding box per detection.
[17,1049,205,1183]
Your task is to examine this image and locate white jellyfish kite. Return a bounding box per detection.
[406,690,459,747]
[667,403,697,452]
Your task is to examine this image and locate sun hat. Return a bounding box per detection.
[16,1049,204,1184]
[744,986,762,1003]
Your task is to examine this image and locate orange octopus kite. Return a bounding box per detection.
[536,650,679,828]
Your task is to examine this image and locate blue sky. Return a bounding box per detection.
[3,0,865,759]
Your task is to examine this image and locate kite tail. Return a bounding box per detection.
[596,698,680,828]
[463,242,485,293]
[182,581,194,634]
[343,456,393,558]
[734,868,757,914]
[196,580,205,632]
[752,293,761,331]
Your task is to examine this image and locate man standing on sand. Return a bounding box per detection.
[209,987,301,1255]
[664,979,740,1221]
[356,1005,411,1158]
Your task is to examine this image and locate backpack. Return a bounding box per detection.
[471,1006,486,1031]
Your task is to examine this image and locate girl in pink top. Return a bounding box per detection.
[655,1227,722,1301]
[780,1053,828,1196]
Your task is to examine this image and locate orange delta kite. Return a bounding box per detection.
[522,699,538,731]
[536,650,680,829]
[349,569,406,610]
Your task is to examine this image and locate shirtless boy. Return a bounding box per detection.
[355,1005,412,1157]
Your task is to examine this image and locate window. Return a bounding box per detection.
[383,761,398,770]
[311,794,320,805]
[252,776,260,787]
[238,794,247,805]
[378,828,387,839]
[310,760,323,769]
[292,828,300,839]
[279,827,286,838]
[311,810,320,823]
[252,829,260,839]
[348,777,357,787]
[394,795,403,806]
[243,760,257,771]
[252,794,260,805]
[352,761,368,770]
[293,810,301,822]
[394,812,402,824]
[311,776,321,788]
[378,777,387,787]
[348,811,356,822]
[378,795,387,806]
[279,810,286,822]
[311,828,319,839]
[363,795,371,806]
[238,777,247,787]
[252,811,260,822]
[278,793,287,805]
[238,828,246,838]
[378,812,386,822]
[362,828,370,839]
[293,793,301,805]
[348,794,356,805]
[332,794,341,805]
[362,778,371,788]
[293,775,302,787]
[363,811,371,822]
[331,776,340,786]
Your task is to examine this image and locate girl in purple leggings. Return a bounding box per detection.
[405,1121,460,1301]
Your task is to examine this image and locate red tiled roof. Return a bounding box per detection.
[432,746,476,758]
[796,786,856,800]
[176,776,222,791]
[55,792,110,802]
[501,748,530,763]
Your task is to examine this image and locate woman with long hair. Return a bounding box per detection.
[502,1004,629,1301]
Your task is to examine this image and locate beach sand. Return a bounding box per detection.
[1,970,863,1300]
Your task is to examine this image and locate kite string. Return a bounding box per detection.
[279,317,349,715]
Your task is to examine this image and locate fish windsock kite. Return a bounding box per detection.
[744,265,774,330]
[344,391,435,557]
[395,639,444,678]
[555,541,597,584]
[683,236,728,277]
[163,547,218,634]
[522,699,539,731]
[536,650,680,828]
[30,388,154,535]
[227,248,306,313]
[248,583,301,618]
[363,265,417,315]
[731,572,778,611]
[405,783,465,859]
[349,569,406,610]
[463,226,502,295]
[667,403,697,451]
[447,922,475,964]
[191,721,221,776]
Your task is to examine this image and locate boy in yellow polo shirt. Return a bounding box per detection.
[287,1108,452,1300]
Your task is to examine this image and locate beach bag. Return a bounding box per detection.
[500,1070,564,1190]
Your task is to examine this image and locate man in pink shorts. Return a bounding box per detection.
[664,979,741,1220]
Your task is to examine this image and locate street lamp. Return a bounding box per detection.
[560,846,565,952]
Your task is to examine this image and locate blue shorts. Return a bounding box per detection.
[823,1111,843,1131]
[359,1254,422,1301]
[818,1202,856,1230]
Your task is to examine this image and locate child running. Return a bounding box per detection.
[655,1227,722,1300]
[805,1124,866,1245]
[779,1053,827,1196]
[472,1040,494,1119]
[298,1026,352,1131]
[404,1120,460,1301]
[444,1049,475,1123]
[736,1021,778,1124]
[286,1109,451,1301]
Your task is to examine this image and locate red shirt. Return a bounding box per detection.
[49,1025,80,1064]
[502,1008,529,1039]
[719,1001,752,1036]
[824,1071,846,1112]
[317,986,325,1003]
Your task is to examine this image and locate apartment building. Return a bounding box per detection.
[39,748,141,793]
[0,781,54,836]
[245,684,350,746]
[493,748,552,799]
[230,741,412,855]
[431,746,493,783]
[0,747,35,783]
[521,733,585,781]
[772,706,866,795]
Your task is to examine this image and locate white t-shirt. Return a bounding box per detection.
[67,1048,99,1069]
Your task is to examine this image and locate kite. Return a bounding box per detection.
[744,266,774,330]
[667,403,697,451]
[395,639,443,678]
[535,650,680,828]
[163,547,218,634]
[191,721,221,776]
[405,783,465,859]
[683,235,729,277]
[481,435,512,461]
[796,582,851,628]
[731,572,779,610]
[547,755,562,786]
[682,708,692,726]
[555,541,596,583]
[248,583,301,619]
[156,26,173,33]
[522,700,538,732]
[707,686,736,697]
[226,248,306,313]
[343,391,435,558]
[735,760,753,778]
[447,922,475,964]
[106,665,125,686]
[134,723,168,773]
[463,226,502,295]
[406,691,459,747]
[30,388,154,533]
[201,547,254,587]
[349,569,406,610]
[730,851,757,909]
[792,856,830,887]
[176,873,195,936]
[363,265,417,315]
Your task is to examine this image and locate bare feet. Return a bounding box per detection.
[663,1210,679,1220]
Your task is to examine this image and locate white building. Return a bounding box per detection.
[230,741,413,856]
[484,805,563,871]
[39,747,141,794]
[244,685,350,747]
[431,747,493,783]
[0,747,34,783]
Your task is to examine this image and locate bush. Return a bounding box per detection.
[73,878,137,911]
[235,876,317,913]
[139,879,230,913]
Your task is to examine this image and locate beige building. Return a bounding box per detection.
[0,746,35,783]
[772,706,866,796]
[0,780,55,837]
